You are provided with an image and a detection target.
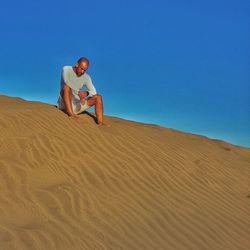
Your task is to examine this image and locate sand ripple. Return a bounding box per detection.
[0,96,250,250]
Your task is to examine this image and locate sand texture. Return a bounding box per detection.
[0,95,249,250]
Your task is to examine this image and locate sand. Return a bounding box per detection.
[0,95,249,250]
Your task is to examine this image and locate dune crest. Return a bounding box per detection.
[0,95,250,250]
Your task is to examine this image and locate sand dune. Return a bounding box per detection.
[0,95,249,250]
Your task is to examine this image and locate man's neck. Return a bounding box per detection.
[72,66,81,77]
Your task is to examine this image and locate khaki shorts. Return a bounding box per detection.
[73,101,90,114]
[58,96,90,115]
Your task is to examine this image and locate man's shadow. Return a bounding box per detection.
[53,105,98,124]
[80,111,98,124]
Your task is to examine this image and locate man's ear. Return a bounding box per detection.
[75,63,79,67]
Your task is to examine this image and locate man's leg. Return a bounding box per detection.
[60,85,75,116]
[87,95,104,124]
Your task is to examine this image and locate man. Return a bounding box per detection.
[57,57,104,124]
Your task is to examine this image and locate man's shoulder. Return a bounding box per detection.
[62,66,72,72]
[82,73,92,84]
[84,72,91,79]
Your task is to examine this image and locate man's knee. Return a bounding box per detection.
[96,94,102,102]
[92,94,102,102]
[60,85,70,97]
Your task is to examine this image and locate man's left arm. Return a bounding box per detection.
[85,76,97,97]
[78,90,89,105]
[78,76,97,103]
[78,90,89,98]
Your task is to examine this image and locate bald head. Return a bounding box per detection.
[77,57,89,65]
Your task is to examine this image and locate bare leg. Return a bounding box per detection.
[95,95,103,124]
[87,95,104,124]
[61,85,75,116]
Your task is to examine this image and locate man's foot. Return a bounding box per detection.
[97,122,111,127]
[68,114,80,121]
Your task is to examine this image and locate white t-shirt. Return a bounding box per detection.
[57,66,97,112]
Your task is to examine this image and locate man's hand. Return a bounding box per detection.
[80,97,85,105]
[78,91,89,98]
[68,112,76,117]
[68,113,79,121]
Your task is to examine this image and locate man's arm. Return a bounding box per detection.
[61,84,75,116]
[78,90,89,98]
[85,76,97,97]
[78,91,89,105]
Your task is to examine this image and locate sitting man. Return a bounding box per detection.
[57,57,104,124]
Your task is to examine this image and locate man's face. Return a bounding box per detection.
[75,61,89,76]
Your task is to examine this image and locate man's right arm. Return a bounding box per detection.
[61,84,74,116]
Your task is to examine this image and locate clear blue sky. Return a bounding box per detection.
[0,0,249,147]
